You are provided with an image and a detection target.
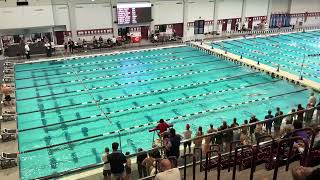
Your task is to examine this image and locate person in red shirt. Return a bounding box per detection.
[156,119,170,133]
[149,119,173,137]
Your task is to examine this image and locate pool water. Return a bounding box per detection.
[211,30,320,83]
[15,45,311,179]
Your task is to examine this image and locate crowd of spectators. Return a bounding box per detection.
[100,93,320,179]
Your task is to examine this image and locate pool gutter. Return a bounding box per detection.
[189,41,320,92]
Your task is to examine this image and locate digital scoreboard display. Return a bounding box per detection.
[117,3,152,25]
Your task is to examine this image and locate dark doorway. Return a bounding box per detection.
[248,17,253,30]
[222,19,228,31]
[172,23,183,37]
[55,31,65,45]
[140,26,149,39]
[231,19,237,30]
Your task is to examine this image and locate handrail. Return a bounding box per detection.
[273,137,309,180]
[33,105,319,179]
[139,138,275,180]
[205,150,221,180]
[181,106,319,144]
[232,145,253,180]
[34,146,164,180]
[182,154,196,180]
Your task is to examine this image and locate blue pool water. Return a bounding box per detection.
[211,30,320,83]
[15,45,311,179]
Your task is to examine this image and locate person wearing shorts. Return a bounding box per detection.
[102,147,111,179]
[183,124,192,154]
[1,84,13,106]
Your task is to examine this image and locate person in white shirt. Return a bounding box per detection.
[24,43,30,59]
[183,124,192,154]
[111,36,117,46]
[308,92,317,107]
[154,159,181,180]
[101,147,111,180]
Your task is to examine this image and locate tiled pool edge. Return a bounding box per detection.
[188,42,320,92]
[14,44,187,65]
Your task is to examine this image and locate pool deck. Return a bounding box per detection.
[190,42,320,92]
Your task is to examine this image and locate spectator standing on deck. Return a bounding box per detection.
[107,142,126,180]
[265,110,274,135]
[151,119,172,136]
[142,153,155,176]
[297,104,305,122]
[136,148,147,178]
[240,120,249,145]
[25,42,30,59]
[194,126,203,149]
[219,121,229,152]
[183,124,192,154]
[249,115,258,141]
[305,103,315,127]
[208,124,217,145]
[125,152,131,180]
[168,128,181,158]
[1,84,13,106]
[274,107,284,136]
[308,92,317,106]
[231,118,240,141]
[102,147,111,180]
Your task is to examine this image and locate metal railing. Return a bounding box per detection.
[32,106,320,180]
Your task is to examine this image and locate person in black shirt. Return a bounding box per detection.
[136,148,147,178]
[274,107,284,136]
[297,104,305,122]
[265,110,274,135]
[107,142,126,180]
[168,128,181,158]
[249,115,258,142]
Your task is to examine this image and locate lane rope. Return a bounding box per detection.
[19,88,307,154]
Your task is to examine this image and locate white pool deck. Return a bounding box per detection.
[190,41,320,92]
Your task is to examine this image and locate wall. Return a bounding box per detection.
[290,0,320,13]
[153,0,183,25]
[0,5,54,29]
[0,0,52,7]
[271,0,290,13]
[217,0,243,19]
[246,0,268,17]
[186,0,215,38]
[52,5,70,30]
[75,3,112,30]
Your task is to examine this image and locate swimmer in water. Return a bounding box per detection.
[1,84,13,106]
[246,93,266,97]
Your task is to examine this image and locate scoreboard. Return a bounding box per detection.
[117,3,152,25]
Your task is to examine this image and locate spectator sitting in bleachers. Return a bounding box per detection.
[142,153,155,176]
[154,159,181,180]
[292,166,320,180]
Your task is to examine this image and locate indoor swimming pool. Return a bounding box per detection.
[15,45,312,179]
[211,30,320,83]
